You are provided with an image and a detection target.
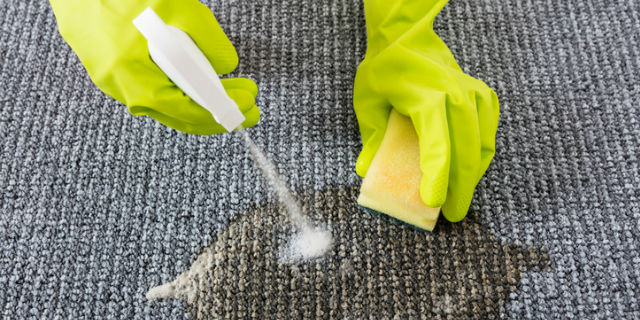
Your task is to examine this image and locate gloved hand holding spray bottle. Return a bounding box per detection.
[49,0,259,134]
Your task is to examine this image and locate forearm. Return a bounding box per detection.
[363,0,456,68]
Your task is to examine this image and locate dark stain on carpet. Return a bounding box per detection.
[157,186,551,319]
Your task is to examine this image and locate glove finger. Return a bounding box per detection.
[475,86,500,177]
[157,1,239,75]
[440,92,483,222]
[222,77,259,99]
[222,78,260,129]
[354,104,391,177]
[353,69,391,177]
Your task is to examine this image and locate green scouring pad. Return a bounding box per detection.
[357,110,441,232]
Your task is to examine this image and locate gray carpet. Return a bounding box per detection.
[1,0,639,319]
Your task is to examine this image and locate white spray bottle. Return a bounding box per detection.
[132,7,245,132]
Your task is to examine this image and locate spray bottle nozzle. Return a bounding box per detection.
[133,7,245,132]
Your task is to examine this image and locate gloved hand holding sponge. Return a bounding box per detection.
[354,0,500,230]
[50,0,499,230]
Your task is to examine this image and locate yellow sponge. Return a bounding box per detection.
[357,110,441,231]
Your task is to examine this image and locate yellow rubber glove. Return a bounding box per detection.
[354,0,500,222]
[49,0,259,134]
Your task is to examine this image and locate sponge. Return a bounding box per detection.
[357,109,441,231]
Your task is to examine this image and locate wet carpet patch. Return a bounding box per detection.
[151,186,551,319]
